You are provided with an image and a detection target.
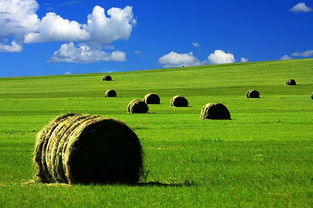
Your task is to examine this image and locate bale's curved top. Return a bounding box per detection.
[171,95,188,107]
[105,89,117,97]
[246,90,260,98]
[200,103,231,120]
[144,93,160,104]
[127,99,149,113]
[34,113,143,184]
[103,75,112,81]
[286,79,296,85]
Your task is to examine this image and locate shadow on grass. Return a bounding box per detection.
[135,180,196,187]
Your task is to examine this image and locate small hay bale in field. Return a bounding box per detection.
[34,113,143,184]
[246,90,260,98]
[200,103,231,120]
[103,75,112,81]
[127,99,149,113]
[105,89,117,97]
[286,79,296,85]
[144,93,160,104]
[170,95,188,107]
[311,92,313,99]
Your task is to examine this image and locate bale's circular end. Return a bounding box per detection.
[286,79,296,85]
[246,90,260,98]
[200,103,231,120]
[103,75,112,81]
[127,99,149,113]
[34,114,143,184]
[144,93,160,104]
[105,89,117,97]
[171,95,188,107]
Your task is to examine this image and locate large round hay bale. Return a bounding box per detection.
[144,93,160,104]
[105,89,117,97]
[200,103,231,120]
[286,79,296,85]
[103,75,112,81]
[246,90,260,98]
[34,113,143,184]
[127,99,149,113]
[171,95,188,107]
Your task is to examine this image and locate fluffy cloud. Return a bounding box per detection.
[290,2,312,13]
[240,57,248,63]
[50,42,126,63]
[208,50,235,64]
[0,0,135,59]
[158,52,201,68]
[291,50,313,57]
[280,55,293,60]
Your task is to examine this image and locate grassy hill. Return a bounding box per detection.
[0,59,312,207]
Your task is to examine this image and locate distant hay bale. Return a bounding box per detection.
[200,103,231,120]
[105,89,117,97]
[103,75,112,81]
[127,99,149,113]
[311,92,313,99]
[246,90,260,98]
[33,113,143,184]
[171,95,188,107]
[144,93,160,104]
[286,79,296,85]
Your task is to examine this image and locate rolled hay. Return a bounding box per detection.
[127,99,149,113]
[246,90,260,98]
[105,89,117,97]
[34,113,143,184]
[103,75,112,81]
[144,93,160,104]
[200,103,231,120]
[286,79,296,85]
[171,95,188,107]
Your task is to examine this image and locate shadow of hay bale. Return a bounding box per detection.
[171,95,188,107]
[144,93,160,104]
[105,89,117,97]
[200,103,231,120]
[246,89,260,98]
[34,113,143,185]
[127,99,149,113]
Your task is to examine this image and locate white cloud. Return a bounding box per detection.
[291,50,313,57]
[290,2,312,13]
[280,55,293,60]
[192,42,200,48]
[208,50,235,64]
[134,50,144,57]
[158,51,201,68]
[0,41,23,52]
[240,57,248,63]
[51,42,126,63]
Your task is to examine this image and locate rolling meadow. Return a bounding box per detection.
[0,59,312,207]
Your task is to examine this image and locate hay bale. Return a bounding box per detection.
[127,99,149,113]
[144,93,160,104]
[246,90,260,98]
[34,113,143,184]
[105,89,117,97]
[171,95,188,107]
[103,75,112,81]
[311,92,313,99]
[200,103,231,120]
[286,79,296,85]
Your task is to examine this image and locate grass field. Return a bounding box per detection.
[0,59,312,208]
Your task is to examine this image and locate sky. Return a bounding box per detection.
[0,0,312,77]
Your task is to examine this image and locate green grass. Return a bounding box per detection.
[0,59,313,207]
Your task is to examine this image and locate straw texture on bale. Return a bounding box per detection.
[286,79,296,85]
[144,93,160,104]
[34,113,143,184]
[105,89,117,97]
[200,103,231,120]
[171,95,188,107]
[246,90,260,98]
[127,99,149,113]
[103,75,112,81]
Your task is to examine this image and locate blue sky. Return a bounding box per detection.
[0,0,312,77]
